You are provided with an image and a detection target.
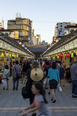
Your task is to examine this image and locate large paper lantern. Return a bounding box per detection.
[71,52,74,58]
[9,53,12,58]
[1,51,4,57]
[60,54,63,57]
[66,53,70,57]
[57,55,59,59]
[53,56,55,59]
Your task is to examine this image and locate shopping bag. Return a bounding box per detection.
[58,86,62,92]
[2,80,7,87]
[57,84,62,92]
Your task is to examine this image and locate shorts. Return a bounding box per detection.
[49,79,58,89]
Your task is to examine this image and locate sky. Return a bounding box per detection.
[0,0,77,43]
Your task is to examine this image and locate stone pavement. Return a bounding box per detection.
[0,77,77,116]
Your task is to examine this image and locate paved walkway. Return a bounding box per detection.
[0,77,77,116]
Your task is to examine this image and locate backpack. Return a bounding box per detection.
[22,86,30,98]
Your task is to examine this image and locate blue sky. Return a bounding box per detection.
[0,0,77,43]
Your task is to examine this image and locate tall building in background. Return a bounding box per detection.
[34,34,41,45]
[0,20,4,29]
[53,22,77,43]
[7,17,33,45]
[32,29,34,44]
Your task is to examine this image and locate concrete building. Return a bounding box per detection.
[0,30,19,39]
[0,20,4,29]
[7,17,33,45]
[53,22,77,42]
[32,29,34,44]
[34,34,41,45]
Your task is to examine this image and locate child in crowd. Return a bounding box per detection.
[21,82,51,116]
[3,65,9,90]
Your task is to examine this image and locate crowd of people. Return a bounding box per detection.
[1,58,77,116]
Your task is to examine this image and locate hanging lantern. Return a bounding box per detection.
[66,53,70,57]
[71,52,74,58]
[9,53,12,58]
[53,56,55,59]
[1,51,4,57]
[57,55,59,59]
[60,54,63,57]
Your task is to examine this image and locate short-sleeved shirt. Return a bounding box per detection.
[13,65,21,78]
[70,63,77,81]
[34,95,51,116]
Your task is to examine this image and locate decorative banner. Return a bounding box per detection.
[1,51,4,57]
[60,54,63,57]
[17,57,20,60]
[14,54,16,59]
[66,53,70,57]
[66,57,70,66]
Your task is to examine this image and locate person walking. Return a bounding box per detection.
[22,60,27,84]
[70,60,77,97]
[48,62,60,103]
[21,82,51,116]
[26,61,43,104]
[60,63,65,86]
[12,61,21,90]
[3,65,9,90]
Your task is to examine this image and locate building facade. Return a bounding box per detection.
[53,22,77,43]
[0,20,4,29]
[34,34,41,45]
[7,17,33,45]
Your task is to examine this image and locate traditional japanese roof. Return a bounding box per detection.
[0,33,34,56]
[27,45,49,53]
[42,30,77,56]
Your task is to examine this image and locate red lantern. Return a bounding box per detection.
[60,54,63,57]
[66,53,70,57]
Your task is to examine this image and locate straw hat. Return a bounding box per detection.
[30,68,43,82]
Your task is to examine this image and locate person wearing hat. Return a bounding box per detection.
[26,61,43,104]
[70,60,77,97]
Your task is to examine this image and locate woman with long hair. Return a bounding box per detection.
[21,82,51,116]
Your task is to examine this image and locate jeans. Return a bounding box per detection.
[13,77,19,89]
[72,80,77,96]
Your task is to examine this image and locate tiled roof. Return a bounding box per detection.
[27,45,49,53]
[0,33,34,56]
[42,30,77,55]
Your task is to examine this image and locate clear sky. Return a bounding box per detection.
[0,0,77,43]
